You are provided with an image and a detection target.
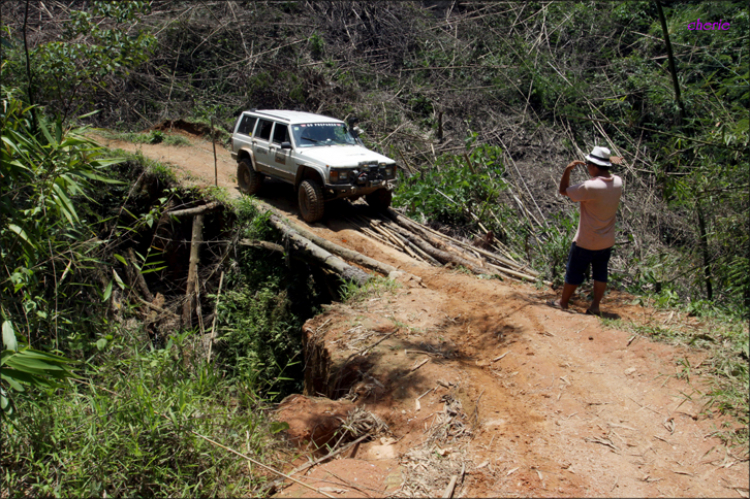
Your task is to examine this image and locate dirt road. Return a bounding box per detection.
[96,130,749,498]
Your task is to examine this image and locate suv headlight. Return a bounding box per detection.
[329,168,352,184]
[382,164,396,179]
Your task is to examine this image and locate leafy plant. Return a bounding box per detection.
[1,85,123,417]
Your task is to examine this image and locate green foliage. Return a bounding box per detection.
[1,85,125,417]
[2,330,273,496]
[3,1,156,118]
[534,212,579,288]
[1,347,75,419]
[309,32,325,59]
[394,139,506,228]
[213,206,321,398]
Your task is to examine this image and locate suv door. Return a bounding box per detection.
[252,119,275,175]
[269,123,295,182]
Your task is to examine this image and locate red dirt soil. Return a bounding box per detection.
[94,128,749,498]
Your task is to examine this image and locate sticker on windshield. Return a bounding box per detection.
[298,123,343,127]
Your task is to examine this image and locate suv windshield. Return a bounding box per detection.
[292,123,356,147]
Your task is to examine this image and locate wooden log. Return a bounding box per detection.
[395,228,489,276]
[388,207,534,274]
[486,262,549,284]
[182,214,204,326]
[265,215,371,285]
[168,201,221,218]
[265,211,399,278]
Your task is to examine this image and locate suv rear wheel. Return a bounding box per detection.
[365,189,392,212]
[237,158,263,195]
[298,179,325,223]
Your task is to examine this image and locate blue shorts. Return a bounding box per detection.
[565,243,612,285]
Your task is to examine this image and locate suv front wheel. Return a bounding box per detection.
[298,179,325,223]
[237,158,263,195]
[365,188,392,212]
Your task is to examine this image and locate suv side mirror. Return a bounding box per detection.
[280,141,292,149]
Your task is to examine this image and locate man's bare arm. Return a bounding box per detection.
[559,161,585,196]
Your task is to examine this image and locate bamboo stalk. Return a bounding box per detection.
[188,431,337,499]
[207,271,224,362]
[195,276,205,334]
[361,227,400,251]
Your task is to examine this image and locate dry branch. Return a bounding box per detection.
[167,201,221,218]
[126,247,154,302]
[238,239,285,253]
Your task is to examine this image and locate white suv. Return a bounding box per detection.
[231,110,398,222]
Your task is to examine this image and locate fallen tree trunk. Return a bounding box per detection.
[271,214,398,277]
[264,215,371,286]
[251,200,409,282]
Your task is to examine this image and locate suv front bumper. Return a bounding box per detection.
[324,179,396,200]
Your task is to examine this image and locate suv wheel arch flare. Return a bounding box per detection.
[294,164,323,190]
[237,148,258,170]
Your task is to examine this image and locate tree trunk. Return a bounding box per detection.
[655,0,684,125]
[268,214,399,277]
[182,214,204,327]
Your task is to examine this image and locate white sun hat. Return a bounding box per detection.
[585,146,612,167]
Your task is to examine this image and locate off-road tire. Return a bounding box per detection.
[237,158,263,195]
[298,179,325,223]
[365,189,392,212]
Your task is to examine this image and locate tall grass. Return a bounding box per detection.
[2,329,279,497]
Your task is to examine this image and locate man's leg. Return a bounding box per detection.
[589,247,613,314]
[559,282,578,309]
[557,243,587,309]
[589,280,606,313]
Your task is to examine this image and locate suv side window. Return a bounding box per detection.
[272,123,290,145]
[237,114,257,135]
[257,119,274,141]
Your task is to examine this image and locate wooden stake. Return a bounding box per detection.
[182,214,204,327]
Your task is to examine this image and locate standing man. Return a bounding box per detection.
[553,146,623,315]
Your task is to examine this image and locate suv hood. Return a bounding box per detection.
[297,145,394,168]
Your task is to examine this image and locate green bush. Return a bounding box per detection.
[394,139,506,228]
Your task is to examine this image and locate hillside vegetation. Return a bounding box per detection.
[1,1,748,496]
